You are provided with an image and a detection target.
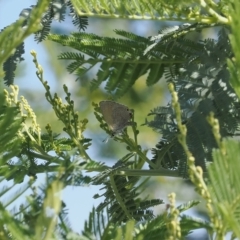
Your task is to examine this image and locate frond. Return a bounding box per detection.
[177,200,200,212]
[0,0,49,86]
[0,181,32,239]
[0,96,23,178]
[3,42,25,86]
[134,200,210,239]
[1,183,30,208]
[146,28,239,177]
[82,207,143,240]
[49,23,211,98]
[51,0,67,22]
[92,161,164,223]
[180,215,212,234]
[208,139,240,238]
[1,0,89,86]
[34,7,53,43]
[81,201,209,240]
[21,1,68,42]
[0,202,31,239]
[70,0,227,23]
[57,201,74,239]
[82,207,110,239]
[68,1,88,31]
[228,0,240,99]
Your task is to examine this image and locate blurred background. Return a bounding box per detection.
[0,1,212,239]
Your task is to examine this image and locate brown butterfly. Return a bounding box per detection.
[99,100,132,137]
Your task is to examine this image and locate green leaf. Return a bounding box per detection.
[208,139,240,238]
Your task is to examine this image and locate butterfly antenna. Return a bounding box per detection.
[102,133,115,143]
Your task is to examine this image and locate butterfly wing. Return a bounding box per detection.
[99,101,117,130]
[111,105,131,132]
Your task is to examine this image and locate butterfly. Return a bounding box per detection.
[99,100,132,139]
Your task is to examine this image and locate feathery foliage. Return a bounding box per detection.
[93,162,164,223]
[208,139,240,238]
[2,0,89,85]
[48,23,226,99]
[70,0,228,23]
[146,28,239,177]
[3,42,25,86]
[49,24,238,177]
[0,0,49,85]
[0,87,24,181]
[81,200,210,240]
[1,0,240,239]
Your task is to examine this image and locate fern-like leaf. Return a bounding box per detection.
[146,28,239,177]
[50,24,204,98]
[70,0,227,23]
[3,42,25,86]
[92,161,164,223]
[208,139,240,238]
